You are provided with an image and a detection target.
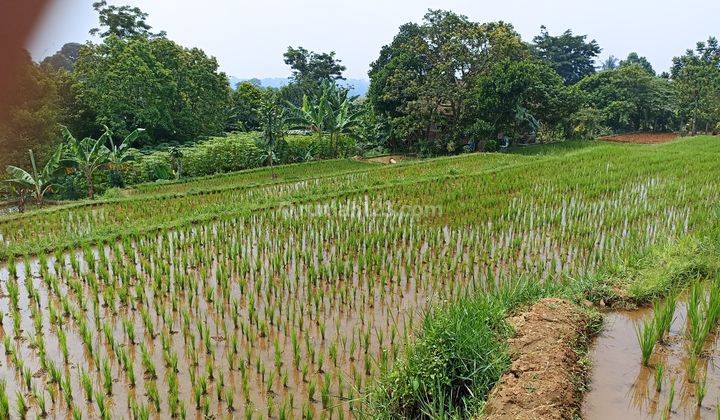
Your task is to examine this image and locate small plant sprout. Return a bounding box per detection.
[16,391,28,419]
[654,362,664,392]
[696,376,707,407]
[226,388,235,412]
[688,352,699,383]
[81,369,93,401]
[666,380,676,417]
[103,359,113,395]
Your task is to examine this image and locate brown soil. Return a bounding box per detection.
[363,154,407,164]
[599,132,678,144]
[484,298,592,420]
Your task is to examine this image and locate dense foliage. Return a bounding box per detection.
[573,64,676,134]
[73,35,230,145]
[0,52,65,174]
[123,132,357,185]
[532,25,601,85]
[3,4,720,203]
[368,10,720,153]
[367,11,536,154]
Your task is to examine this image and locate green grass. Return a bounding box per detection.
[128,157,373,197]
[0,147,539,259]
[615,236,719,304]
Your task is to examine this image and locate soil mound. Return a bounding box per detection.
[484,298,591,420]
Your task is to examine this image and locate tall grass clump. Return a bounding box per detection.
[368,279,547,418]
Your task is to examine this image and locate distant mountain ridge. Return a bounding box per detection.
[228,76,369,97]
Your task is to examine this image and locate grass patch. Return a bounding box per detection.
[624,237,718,304]
[367,278,559,418]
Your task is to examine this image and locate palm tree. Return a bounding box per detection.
[61,126,111,200]
[5,148,63,208]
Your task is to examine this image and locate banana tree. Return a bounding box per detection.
[289,81,364,155]
[5,147,63,208]
[327,96,365,155]
[106,126,143,187]
[61,126,111,199]
[293,93,330,135]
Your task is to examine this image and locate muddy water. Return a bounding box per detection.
[583,304,720,419]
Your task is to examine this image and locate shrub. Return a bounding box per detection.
[124,132,357,184]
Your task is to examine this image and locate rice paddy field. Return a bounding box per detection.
[0,136,719,419]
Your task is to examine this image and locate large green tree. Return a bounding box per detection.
[228,81,265,131]
[284,46,346,85]
[282,47,347,105]
[40,42,83,72]
[73,35,231,145]
[0,51,64,174]
[671,37,720,133]
[469,59,574,145]
[574,64,676,133]
[368,10,533,153]
[532,26,601,85]
[89,0,165,39]
[620,52,655,75]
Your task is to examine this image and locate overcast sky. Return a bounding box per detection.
[28,0,720,80]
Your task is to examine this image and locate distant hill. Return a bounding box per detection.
[228,76,369,97]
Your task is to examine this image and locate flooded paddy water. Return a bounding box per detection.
[0,169,707,418]
[2,193,644,419]
[0,183,685,418]
[584,300,720,419]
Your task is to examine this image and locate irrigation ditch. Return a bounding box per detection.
[483,235,720,419]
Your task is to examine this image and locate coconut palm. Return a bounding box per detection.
[61,126,111,199]
[5,148,63,208]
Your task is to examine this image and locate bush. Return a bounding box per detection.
[182,134,264,177]
[125,132,357,184]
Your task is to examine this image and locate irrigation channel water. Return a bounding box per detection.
[583,302,720,419]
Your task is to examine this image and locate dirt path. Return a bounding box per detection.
[484,298,595,419]
[599,132,678,144]
[363,154,408,164]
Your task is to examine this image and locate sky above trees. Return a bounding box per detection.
[28,0,720,80]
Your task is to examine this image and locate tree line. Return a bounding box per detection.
[2,5,719,203]
[368,10,720,154]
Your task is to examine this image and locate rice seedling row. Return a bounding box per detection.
[1,137,719,418]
